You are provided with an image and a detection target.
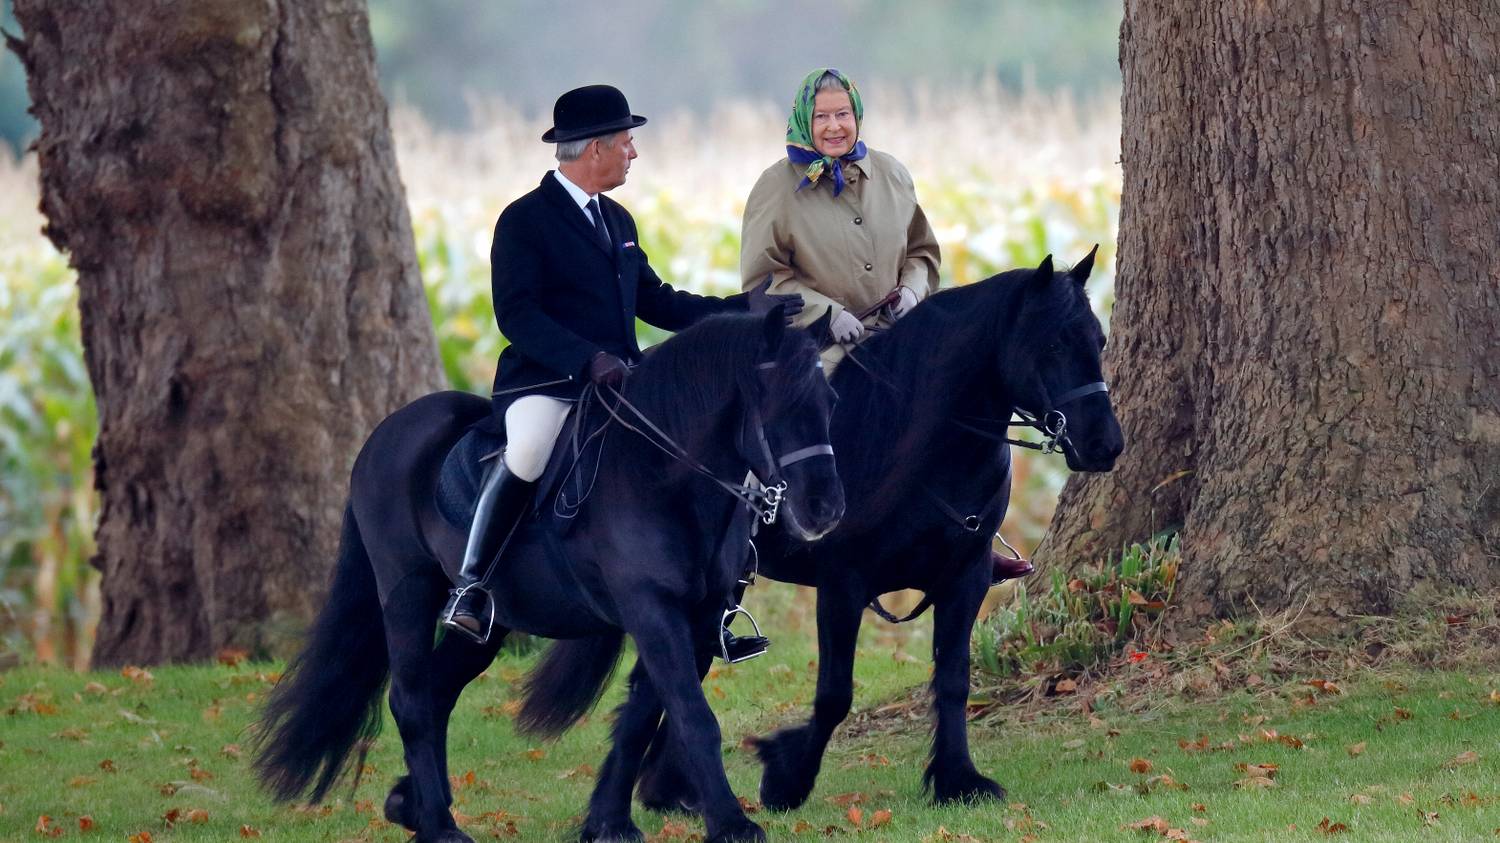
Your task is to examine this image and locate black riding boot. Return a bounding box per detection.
[441,459,535,643]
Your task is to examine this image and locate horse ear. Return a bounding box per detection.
[1033,254,1055,287]
[1070,244,1099,286]
[762,303,787,353]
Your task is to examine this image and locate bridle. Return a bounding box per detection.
[591,360,834,526]
[738,361,836,525]
[967,380,1111,455]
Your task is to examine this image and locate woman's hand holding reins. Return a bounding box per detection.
[830,309,865,343]
[887,285,920,320]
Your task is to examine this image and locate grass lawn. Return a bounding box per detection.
[1,604,1497,842]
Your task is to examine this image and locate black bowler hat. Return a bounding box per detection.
[541,85,648,143]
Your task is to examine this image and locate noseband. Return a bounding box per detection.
[1010,380,1110,454]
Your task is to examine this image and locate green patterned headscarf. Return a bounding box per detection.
[785,68,866,196]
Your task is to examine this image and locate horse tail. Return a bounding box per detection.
[516,632,625,737]
[252,503,390,804]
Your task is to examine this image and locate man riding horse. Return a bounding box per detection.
[442,84,801,655]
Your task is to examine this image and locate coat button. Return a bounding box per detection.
[863,263,873,271]
[853,216,862,225]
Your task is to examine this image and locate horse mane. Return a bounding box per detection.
[613,312,822,470]
[829,266,1095,523]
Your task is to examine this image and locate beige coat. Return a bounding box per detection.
[740,149,940,332]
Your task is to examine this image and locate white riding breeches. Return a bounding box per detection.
[502,395,573,482]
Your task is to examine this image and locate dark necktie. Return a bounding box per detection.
[586,198,611,253]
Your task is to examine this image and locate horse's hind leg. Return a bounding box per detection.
[754,578,866,811]
[385,626,508,832]
[382,571,474,843]
[580,659,663,842]
[925,556,1004,804]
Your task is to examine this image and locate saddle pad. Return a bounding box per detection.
[435,402,595,532]
[435,426,505,528]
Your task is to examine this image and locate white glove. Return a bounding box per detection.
[888,285,920,320]
[830,309,865,343]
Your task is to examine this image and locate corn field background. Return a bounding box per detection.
[0,82,1122,667]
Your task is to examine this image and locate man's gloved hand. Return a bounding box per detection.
[887,285,920,320]
[745,276,804,324]
[587,351,630,389]
[829,309,865,343]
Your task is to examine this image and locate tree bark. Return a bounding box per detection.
[1037,1,1500,626]
[11,0,443,664]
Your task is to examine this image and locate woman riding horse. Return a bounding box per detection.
[634,251,1124,814]
[740,68,1034,594]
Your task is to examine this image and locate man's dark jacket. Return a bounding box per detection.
[481,173,746,431]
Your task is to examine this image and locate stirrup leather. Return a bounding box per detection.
[719,605,768,664]
[441,583,498,645]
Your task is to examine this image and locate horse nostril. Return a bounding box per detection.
[810,498,842,525]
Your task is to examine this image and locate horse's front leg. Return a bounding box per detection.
[625,595,763,843]
[754,575,866,811]
[925,552,1005,804]
[580,660,664,842]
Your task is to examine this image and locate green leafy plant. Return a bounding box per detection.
[976,533,1180,681]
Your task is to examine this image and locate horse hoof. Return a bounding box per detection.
[417,830,474,843]
[929,766,1006,805]
[753,728,815,811]
[638,795,698,815]
[706,817,766,843]
[385,778,417,830]
[579,821,645,842]
[637,763,698,815]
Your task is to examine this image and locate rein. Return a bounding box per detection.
[583,363,832,526]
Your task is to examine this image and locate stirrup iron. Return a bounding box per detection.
[441,583,498,645]
[720,605,768,664]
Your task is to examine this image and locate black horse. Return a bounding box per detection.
[626,251,1124,814]
[251,308,843,843]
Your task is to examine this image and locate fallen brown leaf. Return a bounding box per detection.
[1346,742,1366,757]
[1236,762,1279,778]
[1443,751,1480,769]
[870,809,892,828]
[78,815,95,831]
[240,825,261,838]
[1129,757,1154,774]
[1317,817,1349,835]
[1234,776,1278,789]
[1123,815,1170,834]
[847,806,863,827]
[1055,678,1078,695]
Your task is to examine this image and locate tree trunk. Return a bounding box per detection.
[1037,1,1500,626]
[11,0,443,665]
